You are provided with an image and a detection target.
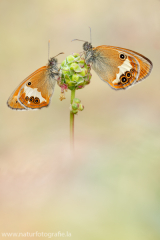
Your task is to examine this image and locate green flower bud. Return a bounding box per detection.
[72,103,79,110]
[67,55,75,63]
[66,80,75,87]
[72,74,79,82]
[76,78,84,87]
[78,104,84,111]
[73,98,81,104]
[61,60,66,67]
[62,66,69,76]
[73,53,80,59]
[88,73,92,80]
[72,109,78,114]
[70,63,81,72]
[79,69,87,77]
[79,59,85,64]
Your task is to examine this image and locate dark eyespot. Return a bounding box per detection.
[120,75,129,84]
[34,97,40,104]
[16,101,18,103]
[130,69,135,73]
[119,53,127,60]
[125,71,132,79]
[25,96,29,101]
[27,82,31,86]
[29,96,34,102]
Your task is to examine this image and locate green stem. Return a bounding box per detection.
[70,88,76,151]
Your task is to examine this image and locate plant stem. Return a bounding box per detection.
[70,88,75,151]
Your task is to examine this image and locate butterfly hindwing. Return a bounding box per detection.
[91,46,140,90]
[7,66,56,110]
[18,66,56,109]
[109,46,153,84]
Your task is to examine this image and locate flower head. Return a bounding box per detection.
[59,53,92,91]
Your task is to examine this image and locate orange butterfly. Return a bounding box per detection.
[7,53,64,110]
[73,39,153,90]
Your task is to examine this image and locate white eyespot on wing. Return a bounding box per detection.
[113,58,132,84]
[24,85,46,102]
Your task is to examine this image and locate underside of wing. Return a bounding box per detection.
[7,66,47,110]
[107,45,153,84]
[18,67,56,109]
[92,46,140,90]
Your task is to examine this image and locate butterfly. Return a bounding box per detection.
[7,53,64,110]
[73,39,153,90]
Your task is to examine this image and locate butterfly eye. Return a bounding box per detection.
[125,71,132,79]
[119,53,127,60]
[27,82,31,86]
[120,75,129,84]
[29,96,34,102]
[34,97,40,104]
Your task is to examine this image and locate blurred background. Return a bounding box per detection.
[1,0,160,239]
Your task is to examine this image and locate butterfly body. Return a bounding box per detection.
[7,57,60,110]
[83,42,153,90]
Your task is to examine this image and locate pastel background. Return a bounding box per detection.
[1,0,160,239]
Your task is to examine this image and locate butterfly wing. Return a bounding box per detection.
[6,68,44,110]
[90,45,152,90]
[109,46,153,83]
[7,66,57,110]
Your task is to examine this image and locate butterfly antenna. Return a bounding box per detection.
[53,52,64,58]
[89,26,92,44]
[71,39,86,42]
[48,40,50,60]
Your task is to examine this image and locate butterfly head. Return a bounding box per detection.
[47,57,60,78]
[83,42,92,52]
[82,42,94,65]
[71,39,93,64]
[48,57,58,67]
[48,52,64,75]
